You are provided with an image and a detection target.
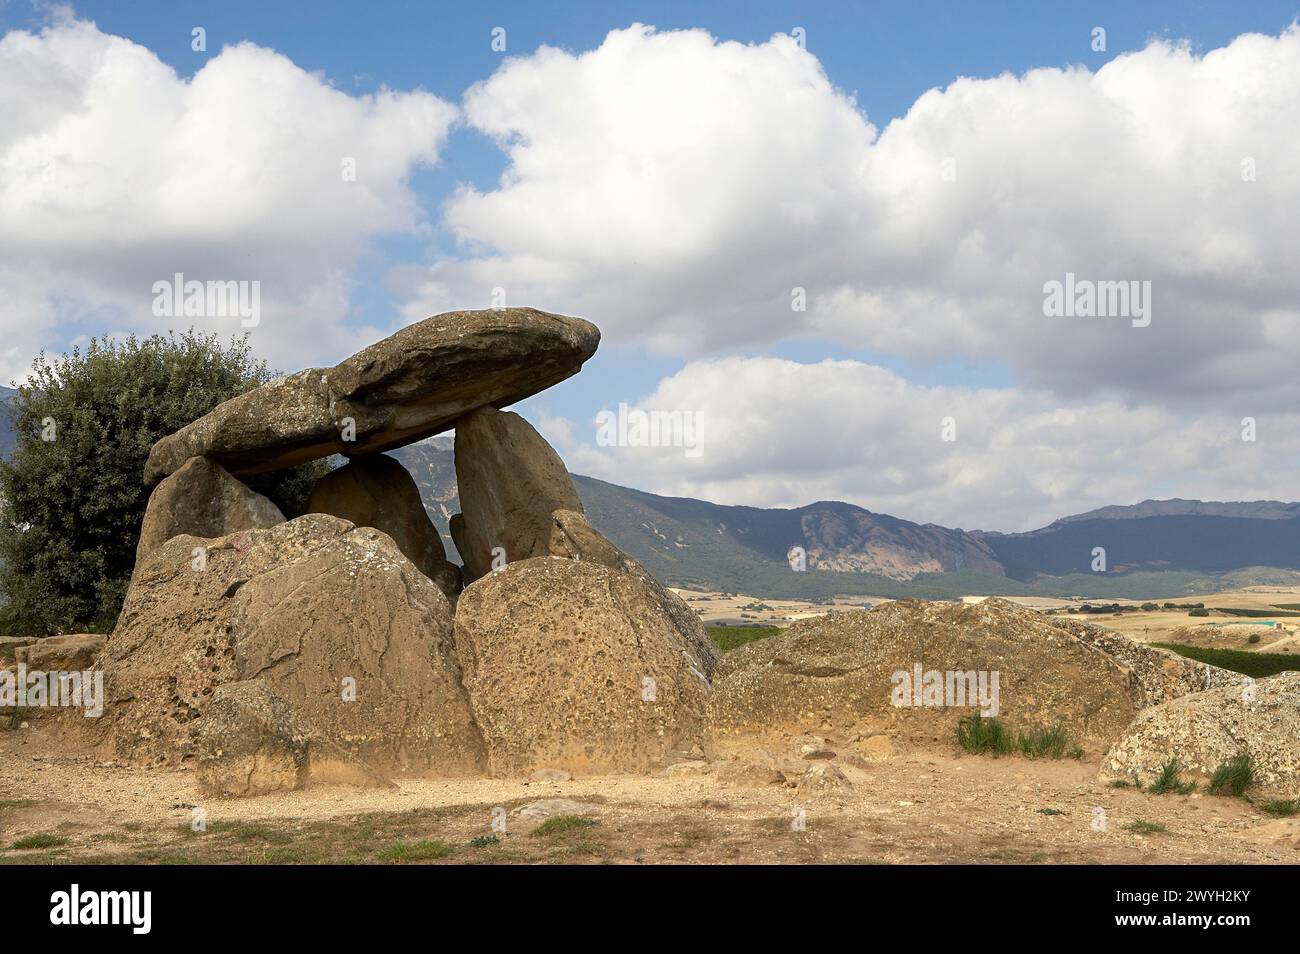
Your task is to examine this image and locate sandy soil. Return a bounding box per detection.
[3,721,1297,865]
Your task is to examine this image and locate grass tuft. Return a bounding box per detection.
[1208,754,1253,798]
[1148,758,1196,795]
[1259,799,1299,817]
[956,714,1014,756]
[1018,724,1069,759]
[1125,819,1167,834]
[468,835,500,848]
[958,717,1082,760]
[8,833,68,850]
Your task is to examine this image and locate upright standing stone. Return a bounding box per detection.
[453,406,584,580]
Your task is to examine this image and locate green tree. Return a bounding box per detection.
[0,332,327,635]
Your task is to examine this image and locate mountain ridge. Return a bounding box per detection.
[1,397,1291,598]
[388,441,1300,599]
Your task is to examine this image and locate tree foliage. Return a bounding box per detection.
[0,332,326,635]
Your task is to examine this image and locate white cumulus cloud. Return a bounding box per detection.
[409,23,1300,410]
[552,357,1298,532]
[0,14,457,383]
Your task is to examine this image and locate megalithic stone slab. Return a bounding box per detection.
[143,308,600,485]
[452,406,584,581]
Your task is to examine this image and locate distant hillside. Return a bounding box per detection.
[978,514,1300,579]
[1,422,1291,599]
[1051,498,1300,523]
[391,439,1300,600]
[392,437,460,560]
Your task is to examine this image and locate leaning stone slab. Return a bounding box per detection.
[144,308,600,484]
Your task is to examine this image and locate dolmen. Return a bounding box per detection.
[89,308,719,796]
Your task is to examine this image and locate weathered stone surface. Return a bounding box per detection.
[1104,671,1300,798]
[710,598,1147,750]
[144,308,600,484]
[15,634,105,671]
[136,456,284,562]
[97,514,485,776]
[453,557,712,776]
[306,454,460,599]
[452,407,583,580]
[547,508,625,565]
[196,680,394,798]
[1049,615,1237,705]
[547,509,721,680]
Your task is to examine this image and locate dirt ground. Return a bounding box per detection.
[3,721,1297,865]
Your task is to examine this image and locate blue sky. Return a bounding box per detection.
[3,2,1298,528]
[11,0,1294,394]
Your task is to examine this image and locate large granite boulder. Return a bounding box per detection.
[1104,671,1300,798]
[136,456,284,562]
[306,454,461,599]
[144,308,600,483]
[453,557,712,776]
[97,514,485,777]
[710,598,1173,751]
[452,406,584,580]
[547,509,720,680]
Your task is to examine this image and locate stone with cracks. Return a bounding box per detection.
[96,514,485,776]
[144,308,600,484]
[136,456,284,562]
[1050,615,1237,705]
[306,454,461,599]
[453,557,712,776]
